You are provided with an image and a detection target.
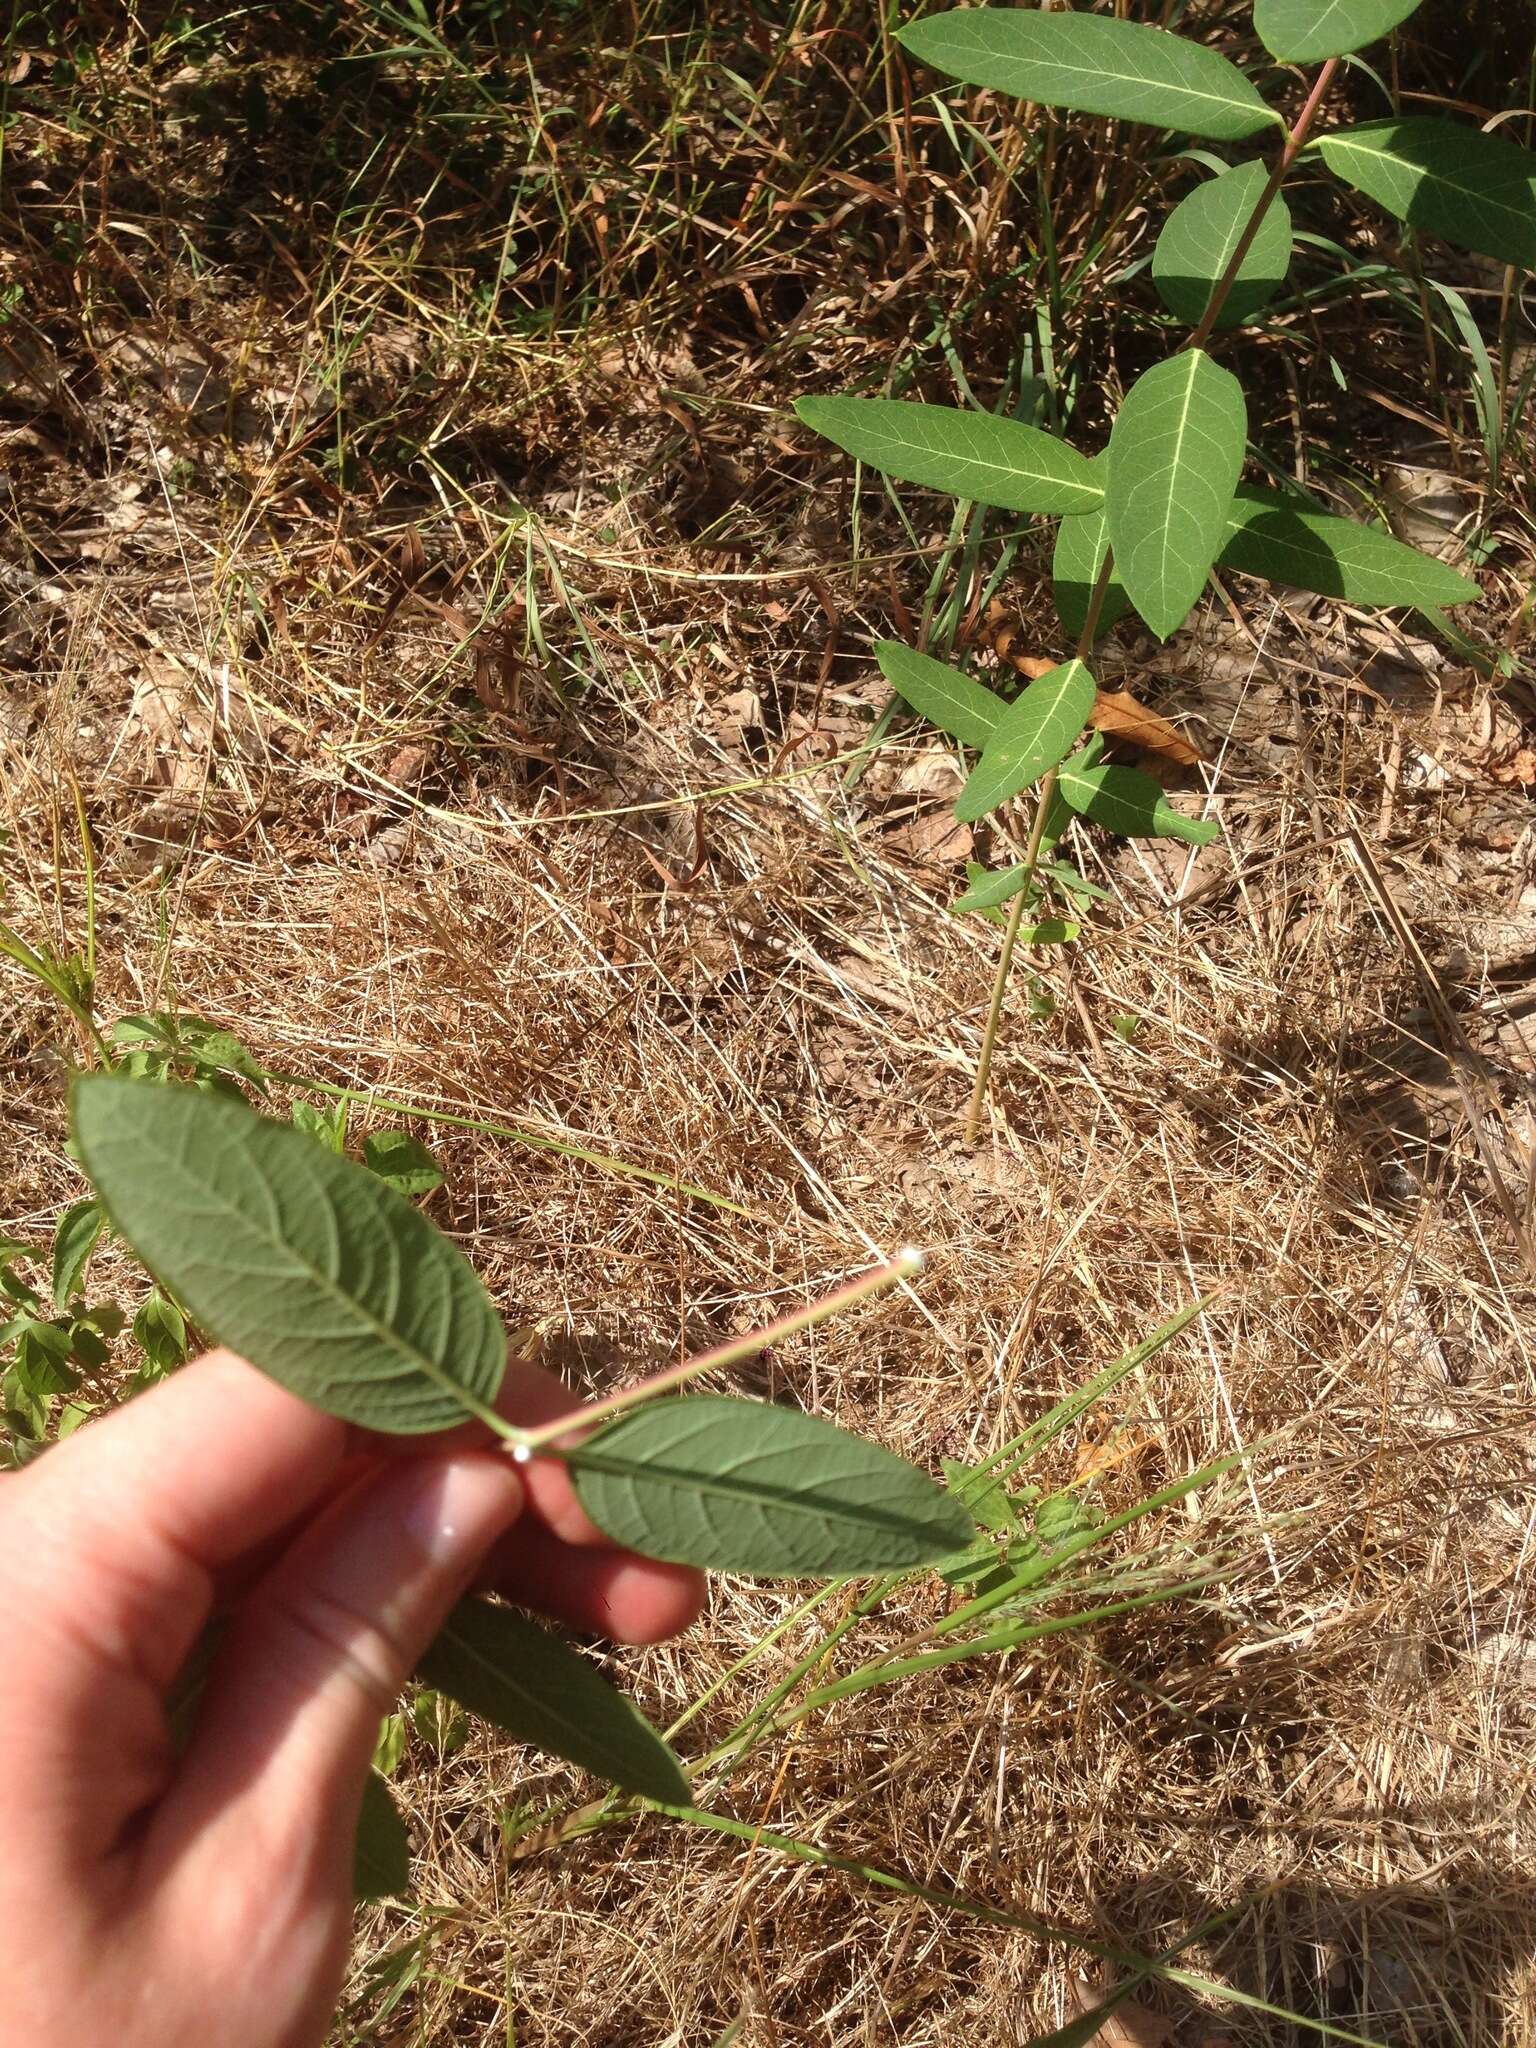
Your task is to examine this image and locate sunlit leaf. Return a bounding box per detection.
[1051,490,1131,643]
[1057,756,1218,847]
[1105,351,1247,639]
[70,1077,506,1435]
[1220,483,1479,606]
[1153,160,1292,329]
[566,1395,973,1578]
[417,1597,689,1803]
[875,641,1002,750]
[51,1199,104,1310]
[797,396,1100,514]
[1256,0,1424,62]
[131,1290,188,1380]
[1318,118,1536,270]
[954,659,1096,823]
[363,1130,444,1198]
[897,10,1280,143]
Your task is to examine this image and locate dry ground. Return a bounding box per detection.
[2,3,1535,2042]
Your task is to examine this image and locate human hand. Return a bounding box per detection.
[0,1348,703,2048]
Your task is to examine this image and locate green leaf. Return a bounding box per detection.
[416,1597,689,1803]
[897,11,1280,143]
[796,396,1100,514]
[1220,483,1480,607]
[1051,496,1130,643]
[1058,756,1218,847]
[875,641,1002,750]
[363,1130,444,1198]
[291,1099,346,1152]
[953,863,1035,913]
[354,1770,411,1899]
[51,1199,104,1311]
[1153,160,1292,329]
[1317,118,1536,271]
[565,1394,973,1578]
[131,1290,188,1380]
[70,1077,507,1435]
[15,1320,78,1397]
[1256,0,1424,62]
[1104,351,1247,640]
[954,659,1096,823]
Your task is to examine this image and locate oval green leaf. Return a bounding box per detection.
[954,659,1097,823]
[1051,493,1131,643]
[875,641,1002,750]
[1257,0,1424,62]
[70,1076,507,1435]
[1058,756,1218,847]
[1318,119,1536,271]
[1153,160,1293,329]
[796,396,1100,514]
[953,863,1034,914]
[354,1771,411,1899]
[897,11,1280,143]
[1220,483,1479,607]
[565,1394,973,1578]
[362,1129,444,1197]
[1105,350,1247,640]
[417,1597,689,1804]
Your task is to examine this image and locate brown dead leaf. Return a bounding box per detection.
[1090,688,1205,766]
[1488,747,1535,788]
[1067,1975,1175,2048]
[882,807,972,866]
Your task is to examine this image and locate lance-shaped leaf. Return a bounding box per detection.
[796,396,1100,514]
[1153,160,1293,329]
[1256,0,1425,62]
[875,641,1002,749]
[897,10,1279,143]
[1051,496,1130,643]
[1105,351,1247,640]
[954,659,1096,823]
[417,1598,689,1803]
[354,1772,411,1899]
[70,1077,507,1435]
[1058,755,1218,847]
[565,1395,973,1578]
[362,1129,444,1197]
[1318,119,1536,271]
[1220,484,1479,606]
[51,1198,104,1310]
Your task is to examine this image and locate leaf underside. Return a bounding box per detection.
[70,1077,506,1435]
[417,1597,690,1804]
[954,660,1097,822]
[1153,160,1293,330]
[566,1395,974,1578]
[1104,351,1247,640]
[897,10,1280,143]
[876,641,1002,750]
[1256,0,1424,63]
[1318,118,1536,271]
[796,396,1101,514]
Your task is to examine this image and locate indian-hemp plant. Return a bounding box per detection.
[796,1,1519,1138]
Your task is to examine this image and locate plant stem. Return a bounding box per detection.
[508,1249,924,1456]
[1185,59,1340,351]
[961,60,1338,1142]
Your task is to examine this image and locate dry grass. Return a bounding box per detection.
[3,2,1535,2042]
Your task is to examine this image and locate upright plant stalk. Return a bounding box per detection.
[963,61,1339,1145]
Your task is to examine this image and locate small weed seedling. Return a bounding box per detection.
[797,0,1516,1137]
[68,1073,973,1894]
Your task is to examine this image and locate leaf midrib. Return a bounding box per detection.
[570,1443,950,1543]
[93,1113,489,1419]
[920,17,1276,122]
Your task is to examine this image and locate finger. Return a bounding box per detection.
[361,1347,623,1549]
[477,1522,706,1645]
[0,1351,347,1866]
[156,1450,523,1891]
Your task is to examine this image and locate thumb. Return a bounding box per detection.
[154,1451,524,1885]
